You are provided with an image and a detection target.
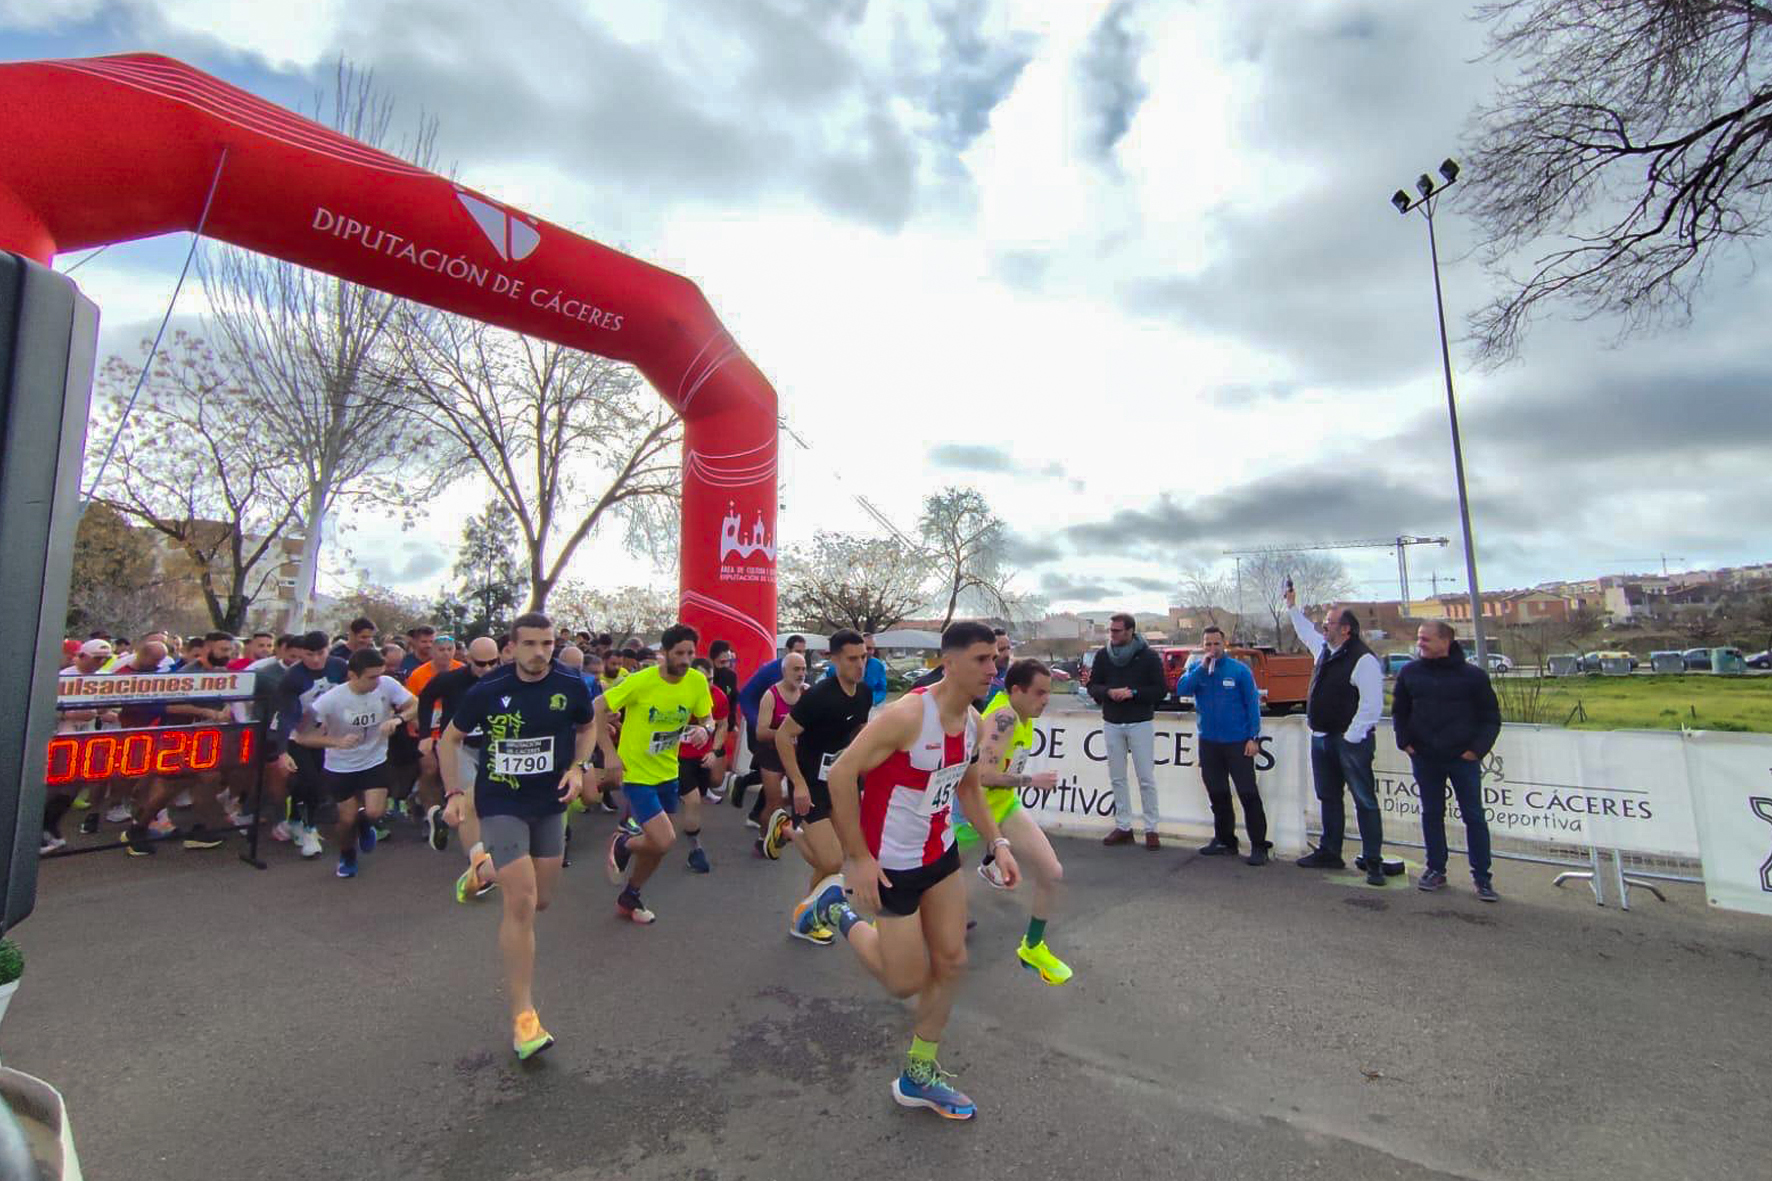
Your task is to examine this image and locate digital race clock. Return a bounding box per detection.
[44,724,257,786]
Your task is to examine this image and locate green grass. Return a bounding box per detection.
[1387,674,1772,733]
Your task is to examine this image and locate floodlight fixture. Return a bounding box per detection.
[1416,173,1435,199]
[1439,158,1459,183]
[1391,189,1411,215]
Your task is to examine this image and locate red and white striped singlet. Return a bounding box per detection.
[860,688,978,871]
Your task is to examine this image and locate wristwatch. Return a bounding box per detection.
[575,758,596,771]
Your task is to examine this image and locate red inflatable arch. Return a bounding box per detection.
[0,53,778,670]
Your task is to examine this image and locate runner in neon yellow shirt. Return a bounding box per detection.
[595,624,714,925]
[957,658,1071,984]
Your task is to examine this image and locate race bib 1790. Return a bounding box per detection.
[492,736,554,777]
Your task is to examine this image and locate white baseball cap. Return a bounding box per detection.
[78,639,114,657]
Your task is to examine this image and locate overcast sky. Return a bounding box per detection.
[8,0,1769,615]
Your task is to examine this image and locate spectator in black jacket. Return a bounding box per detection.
[1393,621,1502,901]
[1088,613,1170,849]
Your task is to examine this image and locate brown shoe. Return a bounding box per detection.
[1144,832,1161,851]
[1102,828,1134,846]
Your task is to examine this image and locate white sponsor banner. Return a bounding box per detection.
[1683,732,1772,916]
[1019,712,1722,861]
[1021,714,1311,851]
[1369,723,1701,859]
[56,671,256,707]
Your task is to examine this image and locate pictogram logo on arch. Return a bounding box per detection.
[454,187,540,262]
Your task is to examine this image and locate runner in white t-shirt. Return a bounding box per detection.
[298,648,416,879]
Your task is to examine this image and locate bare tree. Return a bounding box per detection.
[1462,1,1772,362]
[1177,563,1238,638]
[393,316,682,610]
[1237,550,1356,650]
[88,333,303,632]
[779,532,931,634]
[919,486,1016,630]
[199,59,441,630]
[549,581,679,640]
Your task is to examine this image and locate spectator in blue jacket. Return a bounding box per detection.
[1176,626,1270,865]
[1392,621,1502,901]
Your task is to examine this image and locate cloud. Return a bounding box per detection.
[1074,0,1148,158]
[1003,531,1062,565]
[928,442,1071,483]
[1122,575,1174,593]
[357,539,448,587]
[1041,571,1122,601]
[922,0,1038,150]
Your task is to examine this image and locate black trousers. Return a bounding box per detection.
[1197,739,1268,848]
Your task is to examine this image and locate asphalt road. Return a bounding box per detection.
[7,803,1771,1180]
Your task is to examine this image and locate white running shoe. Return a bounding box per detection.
[297,827,324,859]
[271,821,294,843]
[40,833,67,854]
[104,804,133,824]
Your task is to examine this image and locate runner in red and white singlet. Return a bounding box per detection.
[858,686,975,870]
[805,621,1021,1122]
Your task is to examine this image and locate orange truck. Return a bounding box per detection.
[1155,645,1313,715]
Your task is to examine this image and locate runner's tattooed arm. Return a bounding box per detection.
[953,738,1021,888]
[976,709,1023,788]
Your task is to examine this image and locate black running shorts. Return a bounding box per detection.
[875,845,960,917]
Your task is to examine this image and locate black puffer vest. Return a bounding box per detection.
[1306,634,1373,736]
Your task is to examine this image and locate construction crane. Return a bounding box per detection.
[1602,555,1688,577]
[1224,536,1450,607]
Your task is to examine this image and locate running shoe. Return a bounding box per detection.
[271,820,294,843]
[425,805,449,852]
[358,820,378,855]
[616,887,655,925]
[686,847,710,874]
[605,831,632,885]
[892,1062,976,1120]
[182,826,224,850]
[148,813,176,837]
[297,827,324,859]
[744,816,762,831]
[1017,939,1073,985]
[122,826,155,857]
[40,833,67,854]
[473,854,498,897]
[1417,870,1448,892]
[705,786,725,805]
[1475,881,1500,902]
[79,812,101,836]
[337,851,357,879]
[598,795,618,813]
[792,877,845,943]
[72,792,91,809]
[621,816,642,837]
[104,804,133,824]
[762,808,793,860]
[977,861,1009,890]
[513,1009,554,1061]
[372,820,392,845]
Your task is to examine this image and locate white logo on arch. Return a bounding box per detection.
[455,188,541,262]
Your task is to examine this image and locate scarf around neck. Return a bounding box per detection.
[1107,633,1147,666]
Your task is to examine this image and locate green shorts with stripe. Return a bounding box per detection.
[954,787,1021,848]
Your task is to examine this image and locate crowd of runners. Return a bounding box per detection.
[43,614,1065,1121]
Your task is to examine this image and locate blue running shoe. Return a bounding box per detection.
[357,819,377,854]
[336,851,358,879]
[621,816,642,837]
[687,847,710,874]
[892,1062,975,1120]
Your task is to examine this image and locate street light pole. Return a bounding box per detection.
[1391,161,1487,666]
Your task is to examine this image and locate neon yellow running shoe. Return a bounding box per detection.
[1017,939,1073,986]
[455,853,497,904]
[513,1009,554,1060]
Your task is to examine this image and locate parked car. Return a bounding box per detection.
[1383,652,1413,676]
[1048,666,1072,682]
[1682,647,1714,671]
[1582,649,1635,672]
[1748,650,1771,670]
[1483,652,1514,673]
